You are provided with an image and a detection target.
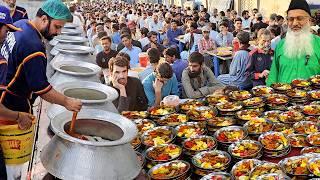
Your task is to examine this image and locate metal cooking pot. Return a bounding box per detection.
[49,60,100,87]
[61,28,82,36]
[41,109,140,180]
[50,44,94,56]
[49,35,88,46]
[47,81,118,120]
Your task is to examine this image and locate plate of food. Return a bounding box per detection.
[271,83,292,91]
[244,118,274,135]
[157,114,188,127]
[131,136,141,150]
[307,133,320,146]
[231,159,262,180]
[183,136,217,156]
[252,86,274,97]
[310,75,320,86]
[249,162,282,180]
[236,109,262,121]
[279,110,305,124]
[215,126,248,144]
[303,105,320,116]
[141,126,175,147]
[146,144,182,162]
[279,156,310,176]
[216,50,233,57]
[286,88,307,98]
[308,157,320,177]
[243,97,264,107]
[134,119,156,135]
[228,140,262,159]
[148,160,190,180]
[200,172,233,180]
[288,105,304,112]
[288,134,309,148]
[206,94,229,106]
[294,121,319,134]
[121,111,149,119]
[266,94,289,105]
[192,150,231,170]
[301,147,320,154]
[229,90,252,101]
[308,90,320,100]
[263,110,282,123]
[176,122,206,139]
[291,79,311,88]
[149,106,176,117]
[179,100,205,113]
[207,117,236,127]
[187,106,217,121]
[273,123,295,135]
[216,102,243,112]
[256,173,291,180]
[259,132,289,151]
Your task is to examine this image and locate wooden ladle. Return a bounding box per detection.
[68,112,88,140]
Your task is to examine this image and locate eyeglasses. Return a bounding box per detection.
[286,16,310,23]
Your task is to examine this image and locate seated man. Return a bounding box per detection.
[96,36,117,69]
[216,21,234,47]
[119,33,142,67]
[138,48,161,81]
[166,19,184,46]
[217,31,252,88]
[182,52,225,99]
[163,47,187,84]
[142,31,165,54]
[246,29,273,87]
[108,56,148,112]
[143,63,179,107]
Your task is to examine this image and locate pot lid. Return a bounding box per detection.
[54,81,118,103]
[64,23,79,29]
[50,35,88,46]
[53,44,94,55]
[61,28,82,36]
[51,59,100,76]
[51,109,138,146]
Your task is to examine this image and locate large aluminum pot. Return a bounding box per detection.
[49,35,88,46]
[47,81,118,120]
[41,109,140,180]
[49,60,100,87]
[50,44,94,56]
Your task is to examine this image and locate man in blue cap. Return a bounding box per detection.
[0,0,82,178]
[3,0,28,23]
[0,5,34,180]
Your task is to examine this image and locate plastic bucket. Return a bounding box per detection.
[0,120,35,164]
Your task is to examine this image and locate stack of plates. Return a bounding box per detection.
[259,132,291,158]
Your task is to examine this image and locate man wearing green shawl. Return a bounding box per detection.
[266,0,320,86]
[0,0,82,179]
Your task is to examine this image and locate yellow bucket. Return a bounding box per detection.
[0,120,35,164]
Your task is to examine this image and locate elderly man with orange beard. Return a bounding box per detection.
[266,0,320,86]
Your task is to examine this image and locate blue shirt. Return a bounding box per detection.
[112,32,121,45]
[120,46,142,66]
[0,20,51,113]
[216,32,234,47]
[138,66,154,81]
[167,28,184,45]
[12,6,28,23]
[172,59,188,83]
[142,73,179,107]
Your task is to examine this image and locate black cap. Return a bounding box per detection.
[287,0,311,16]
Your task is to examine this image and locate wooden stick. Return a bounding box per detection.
[69,111,78,134]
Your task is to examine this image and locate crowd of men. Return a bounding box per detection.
[69,0,320,112]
